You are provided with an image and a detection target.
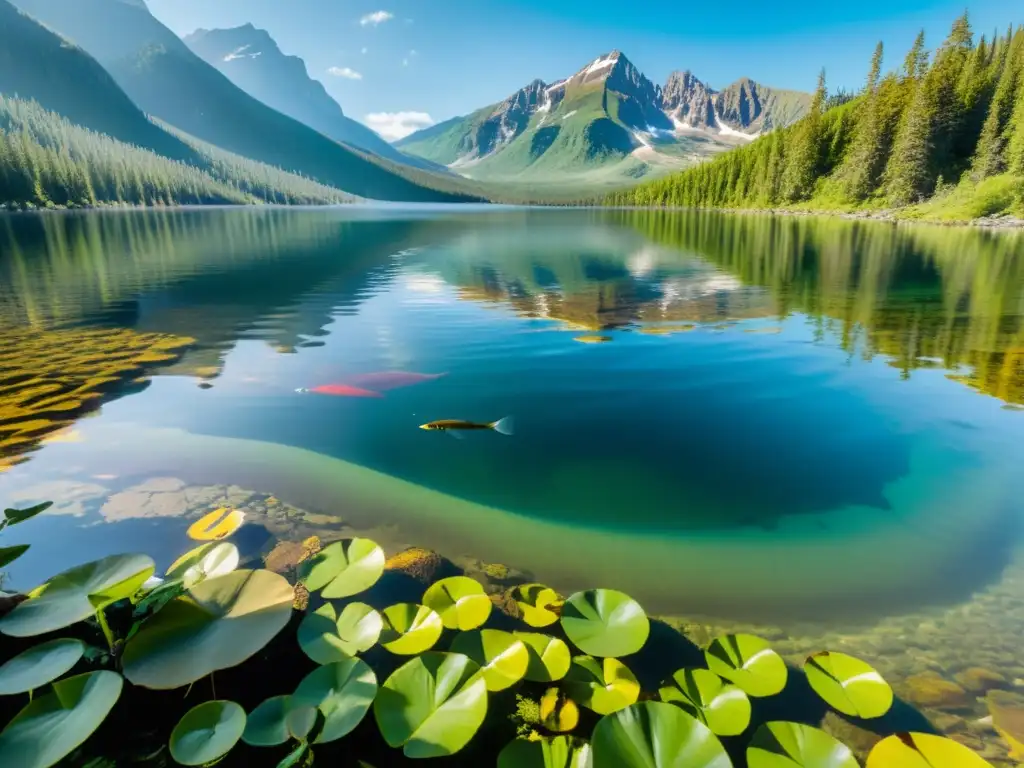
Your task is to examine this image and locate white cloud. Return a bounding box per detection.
[365,111,434,141]
[327,66,363,80]
[360,10,393,26]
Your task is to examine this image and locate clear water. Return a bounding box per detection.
[1,207,1023,629]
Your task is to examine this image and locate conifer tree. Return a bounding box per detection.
[973,30,1022,177]
[781,68,827,201]
[841,42,886,200]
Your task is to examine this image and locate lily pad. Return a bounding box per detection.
[379,603,443,655]
[0,670,123,768]
[541,687,580,732]
[186,507,244,541]
[290,658,378,744]
[0,545,29,569]
[591,701,732,768]
[122,569,294,689]
[705,634,788,697]
[298,538,385,598]
[450,629,529,691]
[512,584,563,628]
[3,502,52,527]
[166,542,239,588]
[242,696,291,747]
[747,721,859,768]
[499,736,593,768]
[374,651,488,758]
[0,638,85,695]
[866,732,992,767]
[169,700,246,766]
[560,589,649,658]
[565,656,640,715]
[0,553,155,637]
[423,576,492,630]
[298,602,383,664]
[659,668,751,736]
[517,632,573,682]
[804,652,892,719]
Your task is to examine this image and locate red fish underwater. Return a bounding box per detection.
[298,384,384,398]
[344,371,447,391]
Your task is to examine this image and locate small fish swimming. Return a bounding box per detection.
[419,417,514,436]
[297,384,384,398]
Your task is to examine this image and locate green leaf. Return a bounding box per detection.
[748,721,859,768]
[499,736,592,767]
[169,700,246,766]
[379,603,443,655]
[804,652,893,719]
[450,629,529,691]
[591,701,732,768]
[564,656,640,715]
[122,569,294,689]
[423,576,492,630]
[0,554,155,637]
[242,696,291,747]
[705,634,788,697]
[511,584,563,628]
[165,542,240,588]
[298,538,385,598]
[516,632,572,683]
[298,602,383,664]
[659,668,751,736]
[4,502,52,526]
[186,508,244,541]
[560,589,649,658]
[866,732,991,767]
[0,545,29,569]
[541,687,580,732]
[277,742,312,768]
[0,638,85,695]
[374,651,488,758]
[0,670,123,768]
[290,658,378,744]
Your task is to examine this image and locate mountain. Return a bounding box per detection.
[11,0,480,201]
[182,24,445,173]
[397,51,811,187]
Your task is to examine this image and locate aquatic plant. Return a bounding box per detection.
[0,504,1003,767]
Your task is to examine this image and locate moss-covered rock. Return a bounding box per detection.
[903,671,971,708]
[384,547,458,584]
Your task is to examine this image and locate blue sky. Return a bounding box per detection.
[147,0,1021,140]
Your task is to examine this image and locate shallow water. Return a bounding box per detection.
[1,207,1023,627]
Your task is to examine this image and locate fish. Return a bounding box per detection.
[298,384,384,398]
[344,371,447,391]
[419,417,514,436]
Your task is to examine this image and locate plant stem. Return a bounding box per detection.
[210,672,217,699]
[95,608,115,652]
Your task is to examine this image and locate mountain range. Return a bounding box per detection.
[397,51,811,185]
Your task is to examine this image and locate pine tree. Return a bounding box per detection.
[781,68,827,201]
[973,30,1022,177]
[904,30,929,80]
[841,42,887,200]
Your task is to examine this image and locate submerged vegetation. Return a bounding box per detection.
[608,15,1024,221]
[0,499,1010,766]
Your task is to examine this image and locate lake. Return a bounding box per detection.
[1,206,1023,756]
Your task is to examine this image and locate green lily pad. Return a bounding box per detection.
[804,652,893,719]
[122,569,294,689]
[866,732,991,767]
[379,603,443,655]
[541,687,580,732]
[705,634,788,697]
[591,701,732,768]
[242,696,291,747]
[166,542,240,588]
[512,584,563,628]
[423,576,492,630]
[0,553,155,637]
[565,656,640,715]
[290,658,378,744]
[748,721,859,768]
[285,705,322,742]
[499,736,592,767]
[3,502,52,527]
[516,632,572,682]
[450,629,529,691]
[298,538,385,598]
[0,638,85,695]
[374,651,488,758]
[0,670,123,768]
[560,589,649,658]
[298,602,383,664]
[0,545,29,569]
[187,507,244,541]
[659,668,751,736]
[169,700,246,766]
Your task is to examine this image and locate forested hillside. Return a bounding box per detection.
[608,16,1024,221]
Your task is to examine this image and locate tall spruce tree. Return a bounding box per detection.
[781,68,827,201]
[973,30,1023,177]
[841,42,886,200]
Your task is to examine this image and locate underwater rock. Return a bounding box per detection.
[987,690,1024,760]
[956,667,1009,694]
[820,711,882,758]
[903,671,971,708]
[101,479,190,521]
[264,536,321,574]
[461,558,530,589]
[384,547,459,584]
[7,480,107,517]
